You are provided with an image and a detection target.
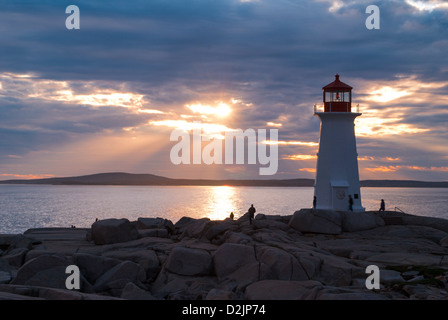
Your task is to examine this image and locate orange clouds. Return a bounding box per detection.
[358,156,401,161]
[264,140,318,147]
[283,154,317,160]
[0,173,55,180]
[365,165,448,173]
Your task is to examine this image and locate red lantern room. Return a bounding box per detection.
[322,74,352,112]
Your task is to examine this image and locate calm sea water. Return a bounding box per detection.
[0,185,447,234]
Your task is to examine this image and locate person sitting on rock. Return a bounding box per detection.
[248,204,256,224]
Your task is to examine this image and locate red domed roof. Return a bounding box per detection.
[322,74,352,91]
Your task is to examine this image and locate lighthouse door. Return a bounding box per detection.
[332,186,348,211]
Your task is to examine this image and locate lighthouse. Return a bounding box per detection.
[313,74,365,212]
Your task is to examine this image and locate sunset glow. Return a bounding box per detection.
[365,165,448,173]
[0,173,55,180]
[283,154,317,160]
[264,141,319,147]
[0,1,447,182]
[207,186,237,221]
[355,116,430,137]
[186,102,232,117]
[405,0,448,11]
[266,122,283,127]
[369,87,410,103]
[149,120,234,136]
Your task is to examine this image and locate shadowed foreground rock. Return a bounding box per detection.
[1,210,448,300]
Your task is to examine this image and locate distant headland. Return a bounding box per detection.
[0,172,447,188]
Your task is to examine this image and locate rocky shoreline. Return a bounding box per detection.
[1,209,448,300]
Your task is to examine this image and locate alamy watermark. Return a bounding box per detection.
[65,5,80,30]
[169,123,279,175]
[365,5,380,30]
[64,4,380,31]
[65,265,80,290]
[365,265,380,290]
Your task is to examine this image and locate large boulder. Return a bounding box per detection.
[212,243,262,289]
[165,247,212,276]
[441,235,448,248]
[289,209,385,234]
[204,220,237,242]
[213,243,257,280]
[0,234,34,252]
[341,211,384,232]
[2,248,28,268]
[0,271,11,284]
[177,218,213,239]
[138,228,169,238]
[102,249,160,281]
[73,253,122,284]
[93,261,146,295]
[289,209,342,235]
[317,254,364,286]
[11,255,70,289]
[91,219,138,245]
[137,217,174,233]
[257,246,308,281]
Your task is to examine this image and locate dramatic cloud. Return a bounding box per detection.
[0,0,447,180]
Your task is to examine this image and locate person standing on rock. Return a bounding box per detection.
[248,204,256,224]
[230,212,234,220]
[379,199,385,212]
[348,195,353,211]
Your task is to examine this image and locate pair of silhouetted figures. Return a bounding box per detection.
[229,204,256,224]
[312,196,386,212]
[312,195,355,211]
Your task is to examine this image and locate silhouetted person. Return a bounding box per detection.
[348,195,353,211]
[248,204,256,224]
[379,199,385,212]
[313,196,317,209]
[230,212,234,220]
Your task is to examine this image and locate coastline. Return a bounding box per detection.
[1,172,447,188]
[1,210,448,300]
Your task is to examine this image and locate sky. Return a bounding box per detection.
[0,0,447,181]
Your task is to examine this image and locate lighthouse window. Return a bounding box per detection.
[344,92,351,102]
[325,91,351,102]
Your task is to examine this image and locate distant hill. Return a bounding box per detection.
[0,172,314,187]
[0,172,447,188]
[360,180,448,188]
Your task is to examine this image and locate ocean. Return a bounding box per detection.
[0,184,447,234]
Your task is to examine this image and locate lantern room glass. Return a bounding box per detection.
[325,91,351,102]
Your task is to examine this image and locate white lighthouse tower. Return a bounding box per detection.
[314,74,364,212]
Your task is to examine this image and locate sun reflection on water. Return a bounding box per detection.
[206,186,238,221]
